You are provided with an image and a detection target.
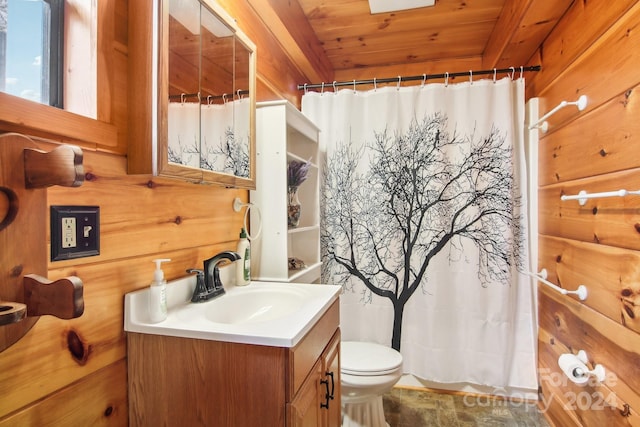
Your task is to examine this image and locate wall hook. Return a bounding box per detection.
[527,269,588,300]
[0,133,86,352]
[529,95,588,132]
[561,189,640,205]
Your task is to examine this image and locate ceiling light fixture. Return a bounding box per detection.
[367,0,435,14]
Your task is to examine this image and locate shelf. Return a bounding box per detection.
[289,262,323,283]
[287,151,318,168]
[288,225,320,234]
[251,100,321,284]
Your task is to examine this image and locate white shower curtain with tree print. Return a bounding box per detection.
[302,77,537,390]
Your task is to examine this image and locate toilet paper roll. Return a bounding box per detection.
[558,353,589,385]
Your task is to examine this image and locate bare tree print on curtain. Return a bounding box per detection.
[321,112,525,351]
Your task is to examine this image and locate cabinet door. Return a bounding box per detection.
[321,331,341,427]
[287,359,323,427]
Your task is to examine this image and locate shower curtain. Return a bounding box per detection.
[301,77,537,390]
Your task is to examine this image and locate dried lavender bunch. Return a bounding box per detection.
[288,159,311,188]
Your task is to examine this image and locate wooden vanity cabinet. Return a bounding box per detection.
[288,329,341,427]
[127,299,340,427]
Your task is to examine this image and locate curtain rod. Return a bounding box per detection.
[297,65,541,91]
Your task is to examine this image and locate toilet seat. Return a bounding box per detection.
[341,341,402,376]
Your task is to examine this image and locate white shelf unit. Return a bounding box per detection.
[250,100,322,283]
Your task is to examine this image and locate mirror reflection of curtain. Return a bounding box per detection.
[201,99,250,176]
[168,102,200,168]
[201,102,233,173]
[233,97,250,177]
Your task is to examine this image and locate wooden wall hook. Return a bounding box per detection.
[24,275,84,319]
[24,144,84,188]
[0,133,85,352]
[0,186,18,231]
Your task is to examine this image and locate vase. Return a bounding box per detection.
[287,186,301,228]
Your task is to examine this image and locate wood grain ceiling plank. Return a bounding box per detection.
[321,21,493,52]
[322,22,492,69]
[483,0,573,68]
[296,0,505,71]
[248,0,333,83]
[328,43,484,70]
[482,0,533,68]
[301,0,504,41]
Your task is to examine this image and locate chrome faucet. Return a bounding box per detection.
[188,251,241,302]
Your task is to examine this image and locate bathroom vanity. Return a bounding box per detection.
[125,279,341,426]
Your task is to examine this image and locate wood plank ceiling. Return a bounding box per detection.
[253,0,574,86]
[297,0,506,71]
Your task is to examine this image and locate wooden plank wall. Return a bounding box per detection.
[527,1,640,426]
[0,0,315,425]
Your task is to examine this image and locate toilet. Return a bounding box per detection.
[340,341,403,427]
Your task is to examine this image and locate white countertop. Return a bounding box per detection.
[124,275,341,348]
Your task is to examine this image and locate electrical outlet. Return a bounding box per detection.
[62,217,77,248]
[51,206,100,261]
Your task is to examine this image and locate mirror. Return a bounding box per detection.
[167,0,254,183]
[127,0,256,188]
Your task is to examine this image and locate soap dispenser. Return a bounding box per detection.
[149,258,170,323]
[236,229,251,286]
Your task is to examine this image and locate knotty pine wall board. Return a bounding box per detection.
[525,0,637,100]
[538,288,640,425]
[538,168,640,251]
[539,234,640,334]
[529,1,640,425]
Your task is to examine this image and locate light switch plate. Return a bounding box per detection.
[51,206,100,261]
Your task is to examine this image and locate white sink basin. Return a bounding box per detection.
[124,276,340,347]
[201,287,307,324]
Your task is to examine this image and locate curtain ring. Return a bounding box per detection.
[520,66,524,80]
[374,77,377,91]
[321,82,325,95]
[509,67,515,79]
[222,93,227,104]
[421,73,427,87]
[397,75,401,90]
[180,93,186,104]
[207,95,212,105]
[303,83,308,94]
[237,89,243,100]
[333,80,337,94]
[444,72,449,87]
[493,68,497,83]
[469,70,473,84]
[196,92,201,104]
[353,79,357,93]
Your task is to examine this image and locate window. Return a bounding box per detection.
[0,0,64,108]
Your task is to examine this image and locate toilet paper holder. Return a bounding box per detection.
[558,350,606,384]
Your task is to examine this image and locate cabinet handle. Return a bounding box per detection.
[326,371,335,400]
[320,378,330,409]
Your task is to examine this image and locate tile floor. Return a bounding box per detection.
[383,387,551,427]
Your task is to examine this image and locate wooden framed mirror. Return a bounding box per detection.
[128,0,256,189]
